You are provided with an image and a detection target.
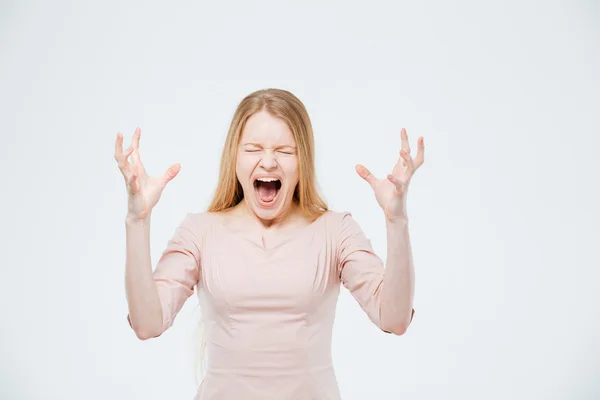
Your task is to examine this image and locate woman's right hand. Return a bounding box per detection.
[114,127,181,221]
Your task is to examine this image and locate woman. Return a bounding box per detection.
[115,88,424,399]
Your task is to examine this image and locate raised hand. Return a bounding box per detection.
[114,127,181,221]
[355,128,424,222]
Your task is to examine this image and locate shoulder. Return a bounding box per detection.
[176,211,218,236]
[321,210,370,265]
[320,209,359,236]
[321,209,354,223]
[179,210,207,225]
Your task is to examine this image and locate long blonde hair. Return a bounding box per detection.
[193,88,328,387]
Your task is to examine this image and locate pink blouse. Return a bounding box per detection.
[127,210,414,399]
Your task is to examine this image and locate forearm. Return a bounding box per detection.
[125,214,162,339]
[380,215,415,334]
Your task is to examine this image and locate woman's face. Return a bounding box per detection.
[236,110,299,222]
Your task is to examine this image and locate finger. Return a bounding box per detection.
[162,163,181,183]
[118,146,135,171]
[132,127,141,149]
[122,160,135,183]
[400,128,411,155]
[355,164,378,189]
[130,129,149,177]
[114,132,128,162]
[413,136,425,168]
[398,149,407,166]
[400,150,415,172]
[131,148,144,170]
[387,174,405,191]
[130,128,142,165]
[127,172,139,194]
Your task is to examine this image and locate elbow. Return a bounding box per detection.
[380,307,415,335]
[381,323,409,336]
[131,321,162,340]
[380,311,413,336]
[127,315,162,340]
[134,328,161,341]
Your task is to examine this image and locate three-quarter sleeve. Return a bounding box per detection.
[127,212,202,335]
[336,212,414,332]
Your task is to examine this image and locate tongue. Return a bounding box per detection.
[257,181,278,202]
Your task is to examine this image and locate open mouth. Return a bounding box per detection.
[253,178,282,205]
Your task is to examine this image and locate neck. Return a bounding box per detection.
[238,199,299,230]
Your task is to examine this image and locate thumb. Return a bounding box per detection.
[355,164,377,189]
[163,163,181,184]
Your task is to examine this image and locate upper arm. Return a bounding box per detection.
[153,212,202,334]
[127,212,202,336]
[337,212,386,328]
[336,212,415,332]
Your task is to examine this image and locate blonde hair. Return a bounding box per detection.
[193,88,328,387]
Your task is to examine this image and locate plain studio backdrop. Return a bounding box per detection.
[1,0,599,399]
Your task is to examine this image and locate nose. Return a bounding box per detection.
[259,149,277,169]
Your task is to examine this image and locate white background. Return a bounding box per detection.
[1,0,599,399]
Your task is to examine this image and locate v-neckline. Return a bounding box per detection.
[209,210,328,252]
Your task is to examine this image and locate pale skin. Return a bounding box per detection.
[356,128,425,334]
[114,122,424,337]
[114,127,182,339]
[227,110,304,238]
[355,128,425,223]
[114,127,181,222]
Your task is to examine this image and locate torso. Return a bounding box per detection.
[194,208,344,399]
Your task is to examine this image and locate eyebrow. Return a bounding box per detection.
[243,142,297,149]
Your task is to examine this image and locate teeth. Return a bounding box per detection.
[257,178,279,182]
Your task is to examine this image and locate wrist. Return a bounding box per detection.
[385,214,409,224]
[125,212,151,225]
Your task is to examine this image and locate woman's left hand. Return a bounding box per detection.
[355,128,425,222]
